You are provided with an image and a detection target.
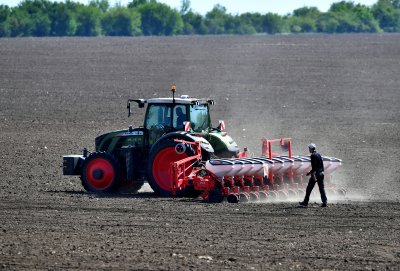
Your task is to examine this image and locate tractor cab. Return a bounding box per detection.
[124,87,238,159]
[143,97,213,144]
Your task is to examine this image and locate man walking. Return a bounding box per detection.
[299,143,327,207]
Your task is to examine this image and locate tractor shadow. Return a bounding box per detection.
[47,190,161,199]
[48,190,207,203]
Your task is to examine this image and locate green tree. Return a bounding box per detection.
[49,2,77,36]
[101,7,141,36]
[179,0,207,34]
[222,13,237,34]
[1,0,399,37]
[75,4,101,36]
[182,10,206,34]
[353,4,381,32]
[262,13,285,34]
[316,12,340,33]
[328,1,360,32]
[8,8,32,36]
[127,0,155,8]
[391,0,400,8]
[205,4,229,34]
[233,17,257,34]
[289,7,321,33]
[180,0,190,15]
[289,16,316,33]
[89,0,109,12]
[18,0,52,14]
[293,6,321,19]
[239,12,263,33]
[372,0,400,32]
[329,1,355,13]
[0,5,10,22]
[15,0,52,36]
[0,5,11,37]
[136,2,183,35]
[329,1,381,32]
[30,11,51,36]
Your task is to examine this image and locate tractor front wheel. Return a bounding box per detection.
[81,152,121,193]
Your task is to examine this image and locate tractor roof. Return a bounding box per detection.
[127,96,214,113]
[146,96,214,105]
[147,97,202,104]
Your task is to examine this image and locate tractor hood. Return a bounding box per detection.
[151,132,214,154]
[172,132,215,153]
[206,130,240,158]
[189,134,215,153]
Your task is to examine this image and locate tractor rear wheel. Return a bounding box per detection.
[147,140,198,197]
[81,152,121,193]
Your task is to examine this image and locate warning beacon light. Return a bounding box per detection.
[171,85,176,102]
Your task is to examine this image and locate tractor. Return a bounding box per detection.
[63,86,241,197]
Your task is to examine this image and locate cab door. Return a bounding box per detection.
[145,104,173,146]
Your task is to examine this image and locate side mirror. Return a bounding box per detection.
[218,120,226,131]
[237,147,248,158]
[184,121,191,132]
[127,99,146,117]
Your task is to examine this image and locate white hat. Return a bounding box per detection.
[308,143,316,149]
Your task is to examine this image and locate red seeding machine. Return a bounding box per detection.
[63,87,345,203]
[170,138,344,203]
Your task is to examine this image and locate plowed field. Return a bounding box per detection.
[0,35,399,270]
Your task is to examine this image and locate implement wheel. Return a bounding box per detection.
[147,140,198,197]
[81,152,121,193]
[207,189,224,203]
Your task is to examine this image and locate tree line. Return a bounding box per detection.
[0,0,399,37]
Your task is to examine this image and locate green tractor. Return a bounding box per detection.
[63,87,240,196]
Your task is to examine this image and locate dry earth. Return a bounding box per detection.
[0,34,399,270]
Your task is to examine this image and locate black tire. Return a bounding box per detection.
[175,185,202,198]
[207,189,224,203]
[81,152,121,193]
[119,146,144,193]
[147,140,198,197]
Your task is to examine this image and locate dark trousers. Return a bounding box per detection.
[303,173,327,204]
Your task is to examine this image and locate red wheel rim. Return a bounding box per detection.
[152,147,190,192]
[85,158,115,190]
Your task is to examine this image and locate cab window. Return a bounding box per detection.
[190,104,210,132]
[145,104,171,129]
[145,104,172,144]
[173,105,187,130]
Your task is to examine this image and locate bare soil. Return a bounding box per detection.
[0,34,399,270]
